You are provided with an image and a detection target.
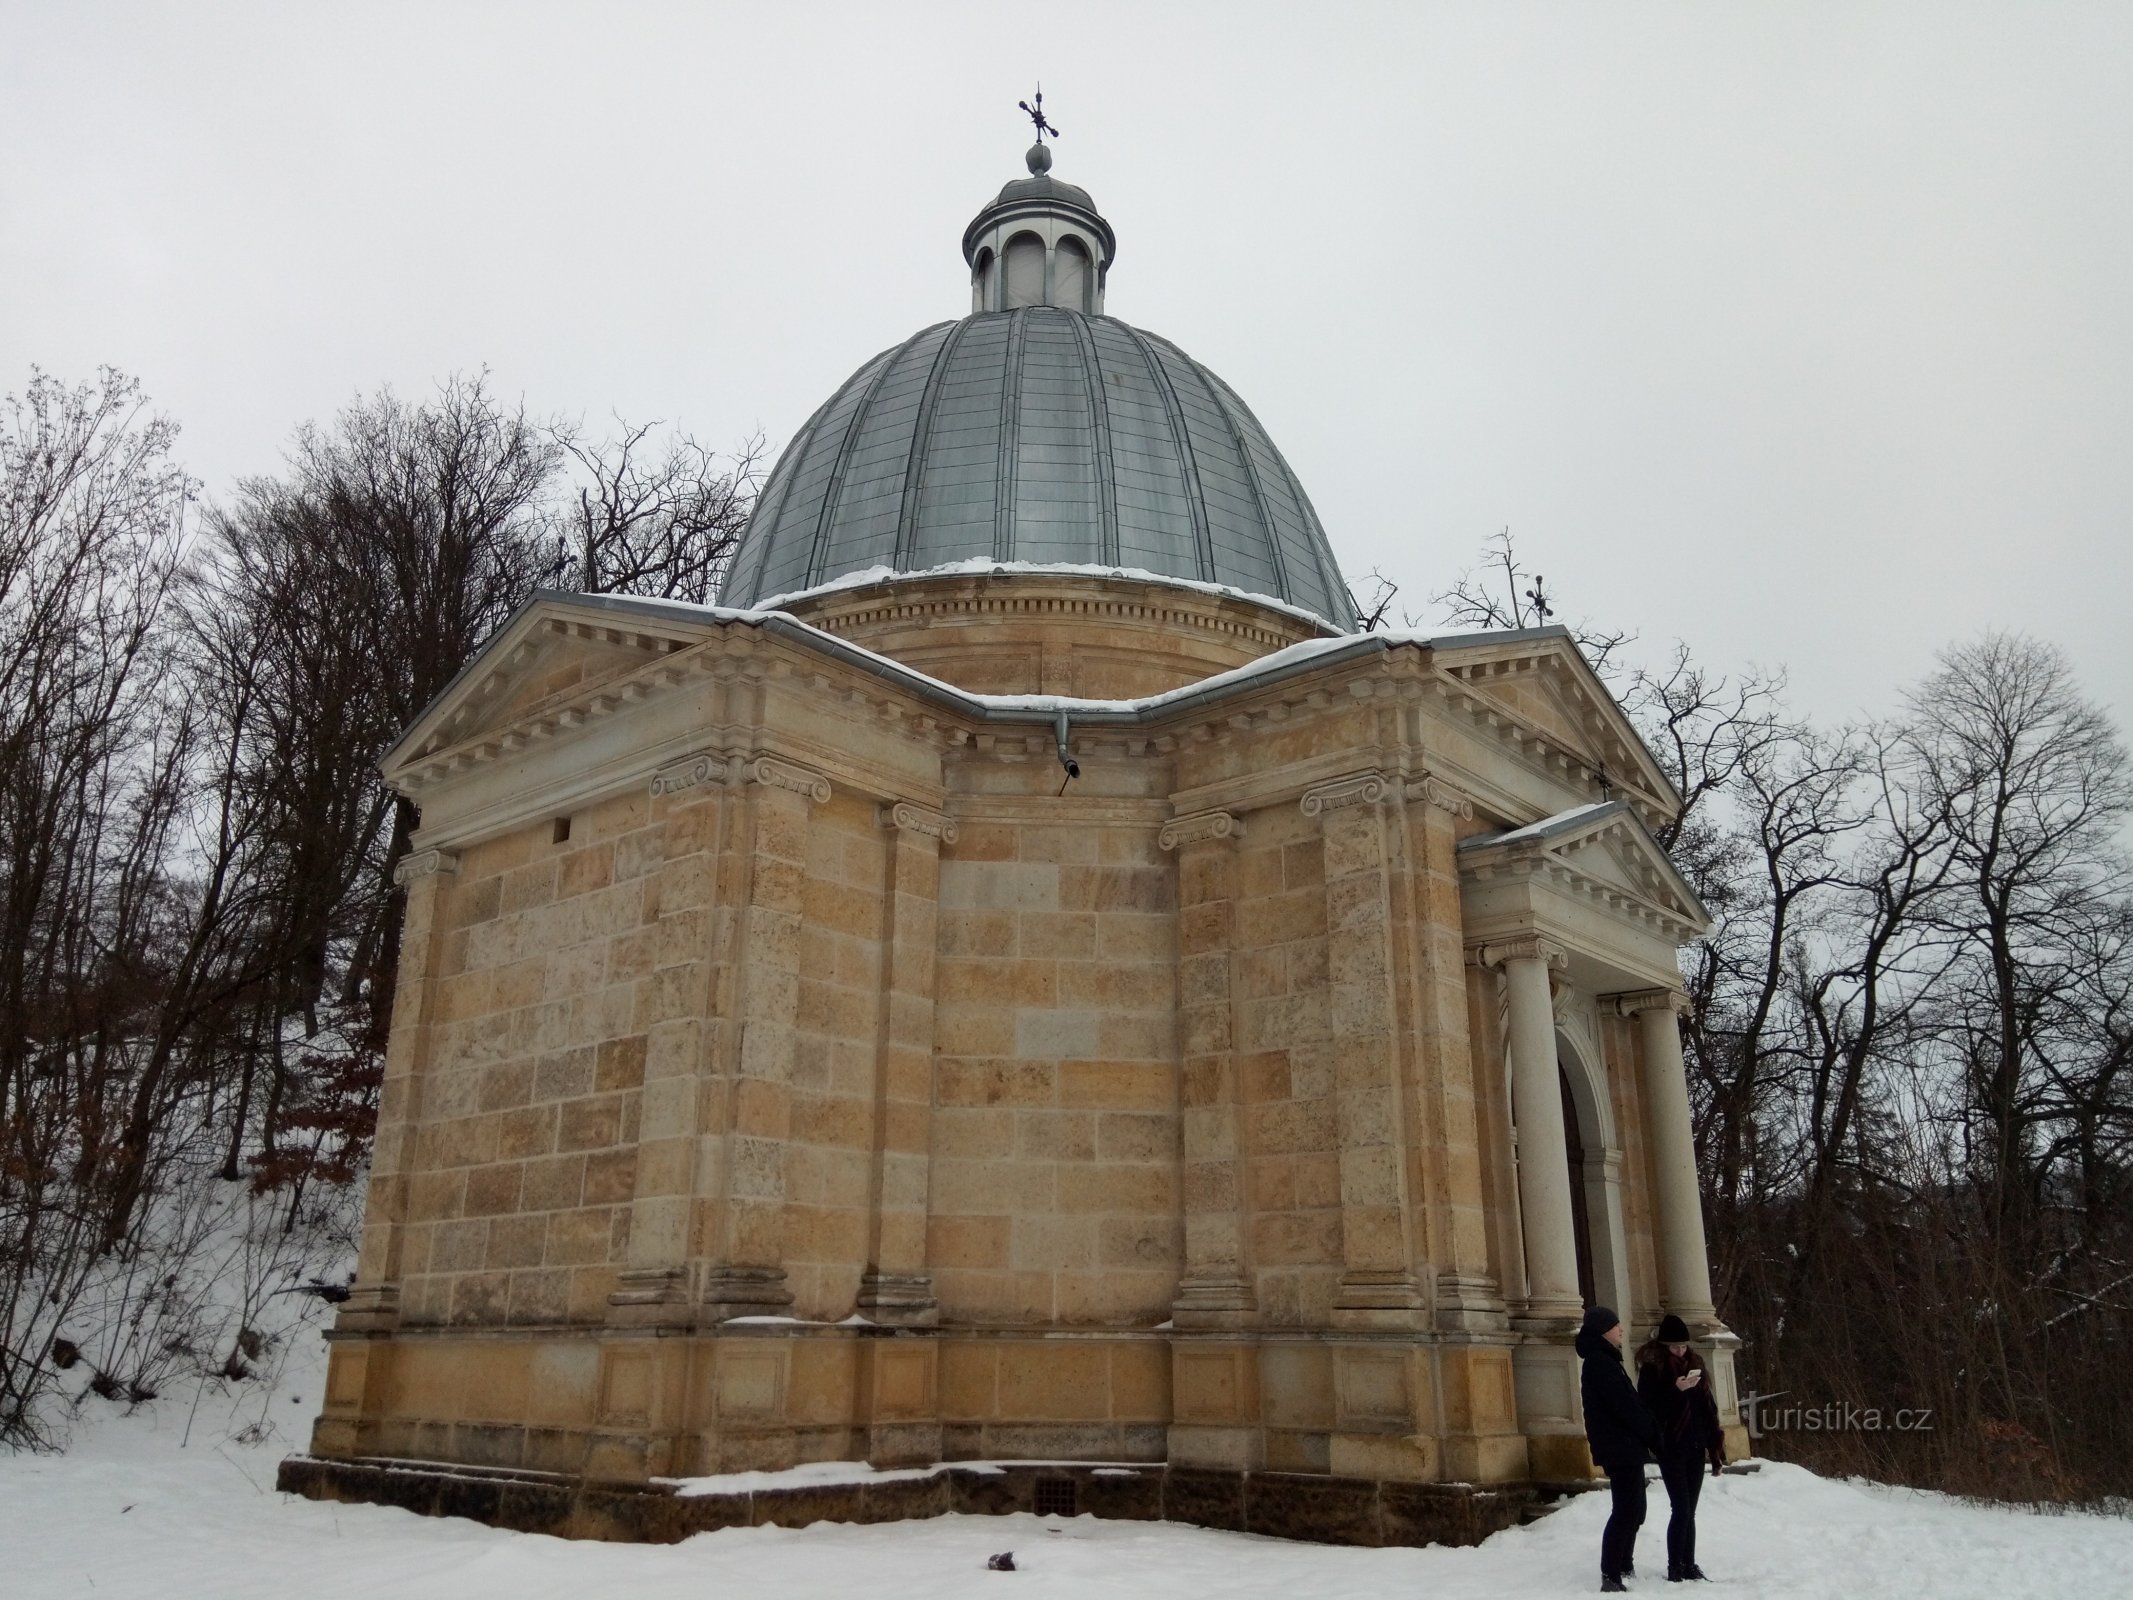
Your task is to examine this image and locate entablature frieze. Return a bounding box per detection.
[1460,850,1703,947]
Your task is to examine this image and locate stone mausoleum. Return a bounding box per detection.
[291,134,1743,1541]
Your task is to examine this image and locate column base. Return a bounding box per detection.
[1331,1271,1427,1330]
[1432,1272,1510,1333]
[1510,1292,1585,1330]
[1171,1276,1257,1330]
[1661,1303,1721,1334]
[700,1265,794,1322]
[335,1282,399,1332]
[606,1266,695,1327]
[857,1270,939,1327]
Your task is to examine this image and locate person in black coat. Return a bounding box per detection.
[1579,1304,1659,1592]
[1637,1313,1726,1582]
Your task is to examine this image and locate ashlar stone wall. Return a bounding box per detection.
[929,806,1182,1327]
[399,786,657,1329]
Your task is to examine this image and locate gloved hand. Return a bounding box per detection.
[1709,1450,1724,1479]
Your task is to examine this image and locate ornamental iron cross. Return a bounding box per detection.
[1019,88,1059,143]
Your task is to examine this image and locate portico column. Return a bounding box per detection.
[1484,937,1582,1321]
[1618,990,1716,1324]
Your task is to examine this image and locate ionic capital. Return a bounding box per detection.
[1613,988,1691,1019]
[393,848,462,887]
[649,749,721,798]
[1473,935,1568,972]
[1299,770,1391,817]
[1405,773,1474,820]
[1159,809,1247,851]
[748,755,832,804]
[884,801,958,843]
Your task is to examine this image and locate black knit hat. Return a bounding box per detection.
[1656,1313,1692,1343]
[1579,1304,1620,1338]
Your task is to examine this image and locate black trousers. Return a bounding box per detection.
[1600,1464,1647,1579]
[1658,1453,1704,1574]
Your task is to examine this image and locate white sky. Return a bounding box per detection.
[6,1,2130,734]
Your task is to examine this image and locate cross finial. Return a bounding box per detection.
[1018,87,1059,144]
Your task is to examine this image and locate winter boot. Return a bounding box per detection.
[1601,1577,1628,1593]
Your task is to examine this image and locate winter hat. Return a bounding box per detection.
[1579,1304,1621,1339]
[1656,1313,1692,1343]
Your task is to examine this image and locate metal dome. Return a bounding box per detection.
[719,306,1360,629]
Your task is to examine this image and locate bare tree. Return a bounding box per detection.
[549,417,762,604]
[1431,526,1633,675]
[1899,634,2133,1239]
[0,370,195,1440]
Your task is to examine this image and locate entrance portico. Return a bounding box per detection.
[1459,801,1736,1475]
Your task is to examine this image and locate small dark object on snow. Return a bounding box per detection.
[1601,1577,1627,1593]
[987,1552,1017,1571]
[49,1336,81,1370]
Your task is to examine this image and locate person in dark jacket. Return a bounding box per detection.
[1579,1304,1658,1592]
[1636,1313,1726,1581]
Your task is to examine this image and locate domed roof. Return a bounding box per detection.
[720,307,1358,629]
[718,135,1358,630]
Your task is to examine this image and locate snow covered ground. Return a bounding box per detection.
[3,1332,2127,1600]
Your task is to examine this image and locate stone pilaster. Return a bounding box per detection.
[341,846,461,1330]
[607,752,726,1326]
[1161,807,1255,1329]
[1302,772,1425,1326]
[857,802,950,1328]
[1394,774,1507,1331]
[1616,989,1717,1325]
[1480,936,1582,1323]
[703,754,831,1320]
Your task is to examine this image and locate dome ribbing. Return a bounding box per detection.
[719,143,1358,629]
[720,307,1359,628]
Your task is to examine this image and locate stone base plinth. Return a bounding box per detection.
[276,1453,1532,1550]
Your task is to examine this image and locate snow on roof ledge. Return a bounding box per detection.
[746,559,1352,636]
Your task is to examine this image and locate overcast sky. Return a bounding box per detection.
[6,1,2130,736]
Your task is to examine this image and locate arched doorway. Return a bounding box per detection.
[1557,1030,1631,1318]
[1560,1069,1598,1308]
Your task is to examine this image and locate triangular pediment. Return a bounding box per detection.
[1424,629,1679,822]
[1458,799,1711,937]
[381,591,723,783]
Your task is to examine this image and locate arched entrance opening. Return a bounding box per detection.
[1556,1029,1631,1318]
[1560,1068,1598,1308]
